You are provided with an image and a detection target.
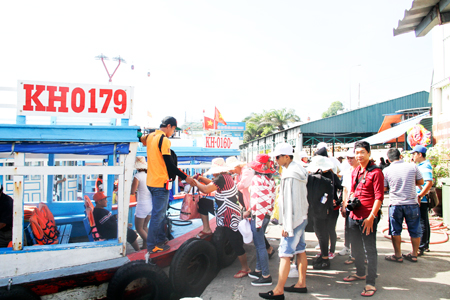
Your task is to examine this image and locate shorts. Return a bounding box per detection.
[389,204,421,238]
[135,199,152,218]
[278,219,308,257]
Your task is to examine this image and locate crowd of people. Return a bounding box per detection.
[1,115,435,299]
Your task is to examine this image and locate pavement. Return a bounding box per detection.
[201,197,450,300]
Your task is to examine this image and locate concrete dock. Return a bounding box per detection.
[201,201,450,300]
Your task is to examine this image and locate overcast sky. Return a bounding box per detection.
[0,1,433,128]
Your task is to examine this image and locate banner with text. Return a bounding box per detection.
[199,136,240,149]
[17,80,133,119]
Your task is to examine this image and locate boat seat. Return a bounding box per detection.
[26,224,73,245]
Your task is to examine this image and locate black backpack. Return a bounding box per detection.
[158,134,178,181]
[306,172,334,219]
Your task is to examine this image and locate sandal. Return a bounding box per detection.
[234,269,250,278]
[344,256,355,265]
[196,231,213,239]
[402,253,418,263]
[385,255,403,263]
[361,285,377,297]
[343,274,366,282]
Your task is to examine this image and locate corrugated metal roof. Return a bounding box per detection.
[394,0,450,37]
[298,91,430,134]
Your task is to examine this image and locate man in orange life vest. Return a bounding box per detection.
[0,183,13,248]
[93,191,140,251]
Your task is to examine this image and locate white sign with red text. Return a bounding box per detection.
[200,136,239,149]
[17,80,133,119]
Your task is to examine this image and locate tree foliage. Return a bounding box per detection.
[322,101,344,119]
[243,108,301,143]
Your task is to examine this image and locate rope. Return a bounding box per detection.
[382,217,449,244]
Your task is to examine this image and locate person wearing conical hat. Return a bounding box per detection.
[194,158,251,279]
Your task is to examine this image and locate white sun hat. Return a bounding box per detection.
[317,142,328,150]
[307,156,335,173]
[134,156,148,169]
[226,156,246,168]
[204,158,233,175]
[268,143,294,157]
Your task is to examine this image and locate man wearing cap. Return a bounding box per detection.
[338,149,359,260]
[93,191,140,251]
[0,184,13,248]
[260,143,309,299]
[383,148,423,263]
[411,145,433,255]
[140,116,196,253]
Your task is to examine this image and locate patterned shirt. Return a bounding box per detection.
[250,174,276,229]
[213,173,241,231]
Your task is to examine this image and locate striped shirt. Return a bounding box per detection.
[213,173,241,231]
[383,160,423,206]
[417,160,433,203]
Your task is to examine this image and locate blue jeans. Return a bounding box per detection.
[251,216,270,276]
[147,187,169,250]
[388,205,421,238]
[348,216,379,286]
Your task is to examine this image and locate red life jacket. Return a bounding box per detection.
[29,212,58,245]
[84,196,104,241]
[34,203,59,240]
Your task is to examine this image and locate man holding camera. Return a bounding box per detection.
[383,148,423,263]
[343,141,384,297]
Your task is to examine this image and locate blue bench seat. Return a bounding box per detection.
[26,224,73,245]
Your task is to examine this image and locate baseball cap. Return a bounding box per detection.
[93,192,110,202]
[410,145,427,154]
[317,142,328,150]
[268,143,294,157]
[344,148,355,157]
[160,116,181,130]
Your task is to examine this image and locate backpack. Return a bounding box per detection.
[306,172,334,219]
[158,134,178,181]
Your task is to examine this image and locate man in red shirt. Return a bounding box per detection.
[342,141,384,297]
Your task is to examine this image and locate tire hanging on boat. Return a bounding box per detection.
[169,239,218,297]
[106,260,171,300]
[0,286,40,300]
[211,226,237,269]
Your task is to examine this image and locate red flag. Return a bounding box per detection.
[214,107,227,125]
[204,116,216,130]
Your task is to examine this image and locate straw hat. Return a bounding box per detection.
[226,156,246,168]
[307,156,335,173]
[134,156,147,169]
[204,158,233,175]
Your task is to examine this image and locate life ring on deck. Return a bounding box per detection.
[0,286,40,300]
[107,260,171,300]
[211,226,238,269]
[169,238,218,297]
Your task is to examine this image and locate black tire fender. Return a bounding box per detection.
[211,226,237,269]
[0,286,40,300]
[107,260,171,300]
[169,239,218,297]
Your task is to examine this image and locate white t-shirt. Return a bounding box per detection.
[134,171,152,203]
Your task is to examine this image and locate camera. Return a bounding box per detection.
[347,197,361,211]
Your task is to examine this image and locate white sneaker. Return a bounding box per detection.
[315,244,320,250]
[288,264,299,278]
[338,246,351,256]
